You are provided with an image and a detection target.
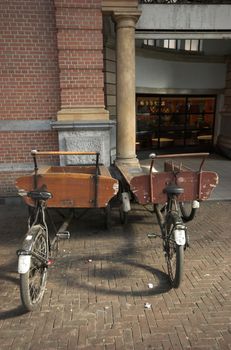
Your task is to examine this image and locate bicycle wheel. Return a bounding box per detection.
[165,213,185,288]
[104,203,111,229]
[119,205,128,224]
[166,236,184,288]
[19,225,48,311]
[179,201,197,222]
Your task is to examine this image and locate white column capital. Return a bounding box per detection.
[113,11,141,29]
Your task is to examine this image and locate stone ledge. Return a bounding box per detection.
[102,0,139,13]
[51,119,116,130]
[57,107,109,121]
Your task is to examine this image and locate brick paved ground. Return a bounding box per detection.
[0,200,231,350]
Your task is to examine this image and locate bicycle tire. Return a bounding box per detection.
[104,203,111,229]
[167,238,184,288]
[19,225,48,311]
[165,212,184,288]
[179,201,197,222]
[119,205,128,225]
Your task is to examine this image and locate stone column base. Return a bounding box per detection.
[115,157,140,167]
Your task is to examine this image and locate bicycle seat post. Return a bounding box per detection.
[149,153,157,173]
[149,153,156,203]
[31,150,38,189]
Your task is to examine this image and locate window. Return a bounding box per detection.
[185,39,201,52]
[164,39,176,49]
[143,39,203,53]
[136,94,216,152]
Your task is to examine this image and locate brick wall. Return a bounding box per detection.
[0,0,60,120]
[0,131,59,164]
[0,0,107,196]
[0,0,60,195]
[54,0,105,108]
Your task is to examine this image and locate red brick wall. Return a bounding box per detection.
[54,0,105,107]
[0,0,60,195]
[0,172,26,195]
[0,0,60,120]
[0,0,106,196]
[0,132,59,163]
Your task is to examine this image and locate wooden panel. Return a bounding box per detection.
[37,166,52,174]
[99,166,111,177]
[45,166,96,174]
[164,160,193,172]
[16,173,118,208]
[129,171,218,204]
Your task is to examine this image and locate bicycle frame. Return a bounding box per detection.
[17,200,50,274]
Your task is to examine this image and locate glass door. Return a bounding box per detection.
[136,96,160,150]
[136,94,216,152]
[159,96,186,148]
[186,96,215,148]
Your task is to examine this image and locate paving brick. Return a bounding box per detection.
[0,201,231,349]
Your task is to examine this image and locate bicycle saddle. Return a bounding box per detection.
[164,185,184,195]
[27,190,52,201]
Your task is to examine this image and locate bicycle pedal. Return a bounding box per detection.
[147,233,158,238]
[56,231,71,240]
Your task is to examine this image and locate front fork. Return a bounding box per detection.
[153,201,189,255]
[163,198,189,252]
[17,223,49,274]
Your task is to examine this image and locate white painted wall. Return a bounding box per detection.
[136,54,226,90]
[137,5,231,31]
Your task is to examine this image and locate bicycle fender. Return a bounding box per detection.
[17,225,44,274]
[18,254,31,274]
[122,192,131,212]
[169,212,186,246]
[174,228,186,246]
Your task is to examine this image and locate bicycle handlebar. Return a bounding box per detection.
[149,152,209,159]
[31,150,99,156]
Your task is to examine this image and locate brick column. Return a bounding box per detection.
[54,0,109,121]
[113,12,141,166]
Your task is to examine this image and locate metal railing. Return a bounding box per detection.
[139,0,231,4]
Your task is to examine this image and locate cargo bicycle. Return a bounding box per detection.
[16,150,119,311]
[116,152,218,287]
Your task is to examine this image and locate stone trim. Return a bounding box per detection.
[114,11,142,28]
[51,120,116,130]
[0,120,52,131]
[102,0,139,13]
[0,163,34,172]
[57,107,109,121]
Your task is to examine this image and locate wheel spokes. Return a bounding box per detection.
[29,235,47,303]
